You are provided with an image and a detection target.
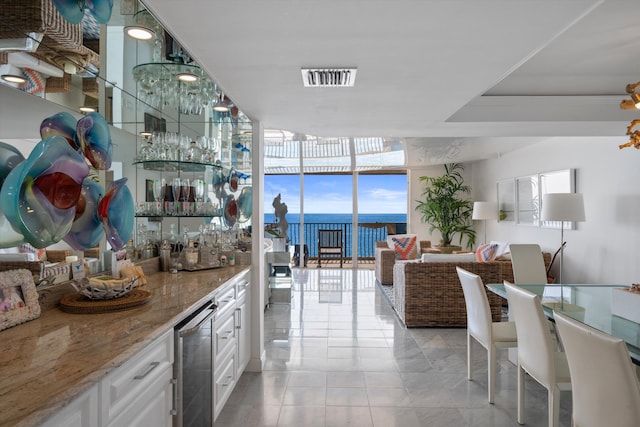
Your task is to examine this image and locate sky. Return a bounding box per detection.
[264,174,407,214]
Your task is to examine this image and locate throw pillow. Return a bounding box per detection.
[476,243,499,262]
[489,241,510,257]
[18,243,47,262]
[390,235,418,260]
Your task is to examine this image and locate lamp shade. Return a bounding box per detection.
[472,201,498,220]
[541,193,585,222]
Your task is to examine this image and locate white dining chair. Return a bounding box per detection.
[554,311,640,427]
[503,281,571,427]
[509,243,547,294]
[456,267,517,403]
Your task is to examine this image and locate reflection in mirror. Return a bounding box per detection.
[540,169,575,229]
[0,1,253,269]
[516,175,539,226]
[497,179,515,222]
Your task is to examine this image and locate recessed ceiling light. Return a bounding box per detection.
[1,73,26,84]
[79,106,97,113]
[301,68,357,87]
[177,72,198,82]
[124,25,156,41]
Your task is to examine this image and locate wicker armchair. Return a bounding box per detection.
[375,240,431,285]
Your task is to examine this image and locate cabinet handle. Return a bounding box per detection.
[221,375,233,387]
[134,361,159,380]
[235,308,241,329]
[170,378,178,416]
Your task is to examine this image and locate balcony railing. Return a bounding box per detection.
[282,222,406,260]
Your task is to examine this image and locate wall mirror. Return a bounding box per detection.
[500,168,575,228]
[516,175,539,226]
[0,1,253,262]
[497,179,515,222]
[539,168,576,229]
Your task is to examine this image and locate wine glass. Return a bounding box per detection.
[152,178,165,215]
[171,177,181,215]
[180,178,191,215]
[194,179,206,214]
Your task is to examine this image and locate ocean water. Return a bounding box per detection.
[264,213,407,224]
[264,213,407,258]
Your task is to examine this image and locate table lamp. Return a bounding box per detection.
[472,201,498,245]
[540,193,585,284]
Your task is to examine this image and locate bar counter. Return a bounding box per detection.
[0,266,251,427]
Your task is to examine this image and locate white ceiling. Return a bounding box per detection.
[141,0,640,164]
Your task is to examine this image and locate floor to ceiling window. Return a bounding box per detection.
[264,132,406,266]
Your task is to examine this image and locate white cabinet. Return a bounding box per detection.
[42,330,174,427]
[236,279,251,377]
[100,330,174,426]
[40,386,99,427]
[105,366,173,427]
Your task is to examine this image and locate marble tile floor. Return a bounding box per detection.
[217,268,572,427]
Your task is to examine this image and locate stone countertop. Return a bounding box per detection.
[0,265,251,427]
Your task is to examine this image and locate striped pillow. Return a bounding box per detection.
[476,243,499,262]
[390,235,418,260]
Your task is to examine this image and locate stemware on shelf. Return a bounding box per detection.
[152,178,165,215]
[171,177,181,215]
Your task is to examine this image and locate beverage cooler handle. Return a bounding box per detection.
[178,302,217,337]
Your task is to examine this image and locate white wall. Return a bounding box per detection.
[407,163,475,248]
[470,136,640,285]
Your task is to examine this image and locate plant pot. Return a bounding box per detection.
[434,245,462,254]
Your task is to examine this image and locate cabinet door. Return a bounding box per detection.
[100,330,173,424]
[106,366,173,427]
[40,386,99,427]
[236,281,251,377]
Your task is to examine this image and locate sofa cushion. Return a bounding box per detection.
[421,252,476,262]
[476,243,499,262]
[389,234,418,260]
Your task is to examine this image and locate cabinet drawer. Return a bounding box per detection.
[100,330,173,424]
[215,284,236,317]
[213,349,236,421]
[214,310,236,359]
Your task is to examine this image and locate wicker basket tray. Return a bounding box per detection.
[59,289,152,314]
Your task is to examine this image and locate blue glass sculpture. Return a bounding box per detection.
[0,136,89,248]
[98,178,133,251]
[223,193,237,229]
[76,112,113,170]
[237,186,252,223]
[63,178,104,250]
[40,111,80,151]
[52,0,114,24]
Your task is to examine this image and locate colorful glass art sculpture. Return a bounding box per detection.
[223,193,238,228]
[237,186,252,223]
[98,178,133,251]
[0,136,89,248]
[0,142,25,188]
[52,0,114,24]
[63,178,104,250]
[76,112,113,170]
[40,111,80,151]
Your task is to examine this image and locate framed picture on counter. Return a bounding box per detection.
[0,269,41,331]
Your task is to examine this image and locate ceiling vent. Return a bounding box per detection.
[301,68,357,87]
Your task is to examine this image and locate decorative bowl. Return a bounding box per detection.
[72,276,138,300]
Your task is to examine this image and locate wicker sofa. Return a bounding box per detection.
[392,253,551,327]
[375,240,432,285]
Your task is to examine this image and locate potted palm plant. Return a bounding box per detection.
[415,163,476,252]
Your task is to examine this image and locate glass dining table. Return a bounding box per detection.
[486,283,640,364]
